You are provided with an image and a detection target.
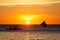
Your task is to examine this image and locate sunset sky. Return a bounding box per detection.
[0,0,60,24]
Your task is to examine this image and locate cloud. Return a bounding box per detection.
[0,3,60,17]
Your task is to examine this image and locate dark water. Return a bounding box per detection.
[0,24,60,31]
[0,25,60,40]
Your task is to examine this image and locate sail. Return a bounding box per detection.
[41,21,47,27]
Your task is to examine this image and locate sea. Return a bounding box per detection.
[0,24,60,40]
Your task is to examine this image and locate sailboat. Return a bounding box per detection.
[41,21,47,27]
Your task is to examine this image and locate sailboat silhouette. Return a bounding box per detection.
[41,21,47,27]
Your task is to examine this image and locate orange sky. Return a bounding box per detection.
[0,0,60,24]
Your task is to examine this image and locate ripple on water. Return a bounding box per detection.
[0,31,60,40]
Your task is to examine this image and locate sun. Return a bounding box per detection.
[26,21,30,24]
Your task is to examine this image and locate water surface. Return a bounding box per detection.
[0,31,60,40]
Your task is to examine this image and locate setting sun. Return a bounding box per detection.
[26,21,30,24]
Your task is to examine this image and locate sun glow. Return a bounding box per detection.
[21,15,34,21]
[26,21,30,24]
[19,15,44,24]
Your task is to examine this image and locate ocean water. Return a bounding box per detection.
[0,25,60,40]
[0,31,60,40]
